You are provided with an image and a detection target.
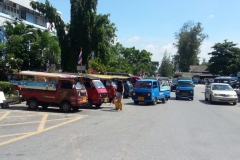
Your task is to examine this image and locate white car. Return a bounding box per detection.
[205,83,238,105]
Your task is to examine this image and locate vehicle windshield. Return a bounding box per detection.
[93,80,105,89]
[172,78,178,83]
[135,81,152,88]
[212,85,233,91]
[75,82,85,89]
[112,81,117,87]
[177,81,194,86]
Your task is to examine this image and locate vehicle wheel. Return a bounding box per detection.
[60,101,72,112]
[175,97,178,100]
[95,103,102,108]
[191,97,194,101]
[28,99,38,110]
[209,95,213,104]
[134,101,139,105]
[152,98,157,105]
[162,97,166,103]
[165,96,169,101]
[42,103,49,109]
[86,99,93,107]
[233,102,237,105]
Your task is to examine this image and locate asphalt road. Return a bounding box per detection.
[1,85,240,160]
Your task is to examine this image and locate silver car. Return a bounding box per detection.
[205,83,238,105]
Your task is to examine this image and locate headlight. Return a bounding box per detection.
[212,93,220,96]
[133,92,135,95]
[190,90,193,93]
[148,93,151,96]
[99,93,102,97]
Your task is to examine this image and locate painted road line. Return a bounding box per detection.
[37,114,48,131]
[0,116,83,147]
[0,111,10,122]
[0,117,82,127]
[0,132,36,138]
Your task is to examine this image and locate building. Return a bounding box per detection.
[0,0,59,42]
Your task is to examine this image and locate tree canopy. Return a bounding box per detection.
[208,40,240,75]
[173,21,208,72]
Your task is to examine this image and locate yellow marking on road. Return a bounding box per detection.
[6,114,43,118]
[0,116,83,147]
[0,117,81,127]
[0,132,35,138]
[0,111,10,122]
[37,114,48,131]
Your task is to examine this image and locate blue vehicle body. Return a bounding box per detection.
[143,77,171,100]
[132,79,166,105]
[175,80,195,100]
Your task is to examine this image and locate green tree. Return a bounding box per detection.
[158,51,173,77]
[208,40,240,75]
[174,21,208,72]
[30,0,116,72]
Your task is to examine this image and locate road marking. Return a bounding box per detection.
[37,114,48,131]
[0,116,83,147]
[0,117,80,127]
[0,111,10,122]
[0,132,35,138]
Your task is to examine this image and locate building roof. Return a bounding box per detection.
[190,65,208,73]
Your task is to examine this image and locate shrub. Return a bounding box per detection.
[0,81,13,93]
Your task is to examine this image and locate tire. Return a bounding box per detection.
[175,97,178,100]
[95,103,102,108]
[233,102,237,105]
[152,98,157,105]
[134,101,139,105]
[162,98,166,103]
[191,97,194,101]
[60,101,72,112]
[42,103,49,109]
[86,99,93,107]
[28,99,38,110]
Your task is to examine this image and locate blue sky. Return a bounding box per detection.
[39,0,240,63]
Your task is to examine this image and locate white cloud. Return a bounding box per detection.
[143,43,177,63]
[199,41,215,62]
[208,14,214,18]
[127,36,140,43]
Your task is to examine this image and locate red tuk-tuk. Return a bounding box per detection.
[77,75,109,108]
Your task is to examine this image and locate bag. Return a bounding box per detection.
[114,99,124,110]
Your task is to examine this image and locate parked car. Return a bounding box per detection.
[205,83,238,105]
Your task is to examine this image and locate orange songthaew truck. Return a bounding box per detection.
[11,71,88,112]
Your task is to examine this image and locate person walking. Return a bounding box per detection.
[116,80,124,111]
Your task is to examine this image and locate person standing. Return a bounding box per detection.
[116,80,124,111]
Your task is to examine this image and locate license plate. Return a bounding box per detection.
[138,97,144,101]
[83,97,87,102]
[104,98,108,102]
[182,93,188,97]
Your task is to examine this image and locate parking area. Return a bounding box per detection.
[0,109,85,147]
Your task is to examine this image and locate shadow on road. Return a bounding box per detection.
[199,100,235,106]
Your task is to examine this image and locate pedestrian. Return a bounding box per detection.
[116,80,124,111]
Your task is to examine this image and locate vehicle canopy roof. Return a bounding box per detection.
[143,77,169,81]
[137,79,157,82]
[18,71,78,79]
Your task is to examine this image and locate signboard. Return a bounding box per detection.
[77,65,86,71]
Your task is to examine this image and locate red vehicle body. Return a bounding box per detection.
[79,77,109,108]
[11,71,88,112]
